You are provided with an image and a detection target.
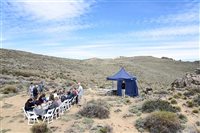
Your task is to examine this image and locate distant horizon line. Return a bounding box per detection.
[1,48,199,62]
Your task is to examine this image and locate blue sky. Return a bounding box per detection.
[1,0,199,61]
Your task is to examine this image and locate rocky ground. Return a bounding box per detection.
[0,49,200,133]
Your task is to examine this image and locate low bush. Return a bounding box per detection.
[177,92,182,97]
[99,125,113,133]
[173,94,180,99]
[31,123,49,133]
[193,95,200,106]
[168,97,173,100]
[90,124,113,133]
[182,96,187,100]
[196,121,200,126]
[183,91,195,97]
[142,100,177,113]
[2,85,18,94]
[184,87,200,97]
[135,117,146,131]
[78,99,110,119]
[192,109,199,114]
[171,99,177,104]
[178,114,188,124]
[129,106,140,114]
[144,111,181,133]
[173,106,181,112]
[13,70,39,77]
[186,101,194,108]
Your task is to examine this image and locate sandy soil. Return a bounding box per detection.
[0,90,199,133]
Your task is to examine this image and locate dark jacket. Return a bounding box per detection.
[25,102,35,111]
[33,87,38,97]
[121,83,126,90]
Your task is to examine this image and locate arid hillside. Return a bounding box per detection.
[0,48,200,133]
[0,48,199,92]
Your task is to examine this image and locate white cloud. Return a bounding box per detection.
[43,24,92,33]
[150,12,199,24]
[12,0,95,21]
[30,40,199,60]
[67,44,112,49]
[129,25,199,40]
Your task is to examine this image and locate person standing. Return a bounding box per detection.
[28,82,35,97]
[38,81,44,94]
[77,82,84,105]
[121,80,126,98]
[33,85,39,99]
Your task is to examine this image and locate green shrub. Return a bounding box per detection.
[13,70,39,77]
[144,111,181,133]
[193,95,200,106]
[173,94,180,99]
[129,107,139,114]
[183,91,195,97]
[31,123,49,133]
[2,85,18,94]
[192,109,199,114]
[173,106,181,112]
[177,92,182,97]
[186,101,194,108]
[182,96,187,100]
[184,87,200,97]
[168,97,173,100]
[78,99,110,119]
[124,98,131,104]
[171,99,177,104]
[142,100,177,113]
[178,114,188,124]
[82,117,94,125]
[196,121,200,126]
[135,117,146,131]
[99,125,113,133]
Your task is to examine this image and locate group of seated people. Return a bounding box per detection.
[24,83,83,116]
[28,81,46,100]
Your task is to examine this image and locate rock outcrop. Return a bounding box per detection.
[171,70,200,88]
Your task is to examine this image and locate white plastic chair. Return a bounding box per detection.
[22,107,28,119]
[59,103,65,115]
[53,107,60,119]
[63,99,70,111]
[68,97,74,107]
[42,108,54,124]
[72,96,77,104]
[27,111,39,125]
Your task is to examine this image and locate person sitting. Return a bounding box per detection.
[60,94,67,102]
[66,89,75,100]
[35,93,46,105]
[48,93,54,101]
[55,96,62,106]
[25,98,35,111]
[48,97,59,109]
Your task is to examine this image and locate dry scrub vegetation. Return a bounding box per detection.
[0,49,200,133]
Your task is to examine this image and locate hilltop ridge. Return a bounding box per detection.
[0,48,198,90]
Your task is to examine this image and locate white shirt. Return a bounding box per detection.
[29,85,34,93]
[78,85,83,96]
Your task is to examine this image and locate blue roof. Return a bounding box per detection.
[107,68,137,80]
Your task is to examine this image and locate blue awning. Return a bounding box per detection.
[107,67,136,80]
